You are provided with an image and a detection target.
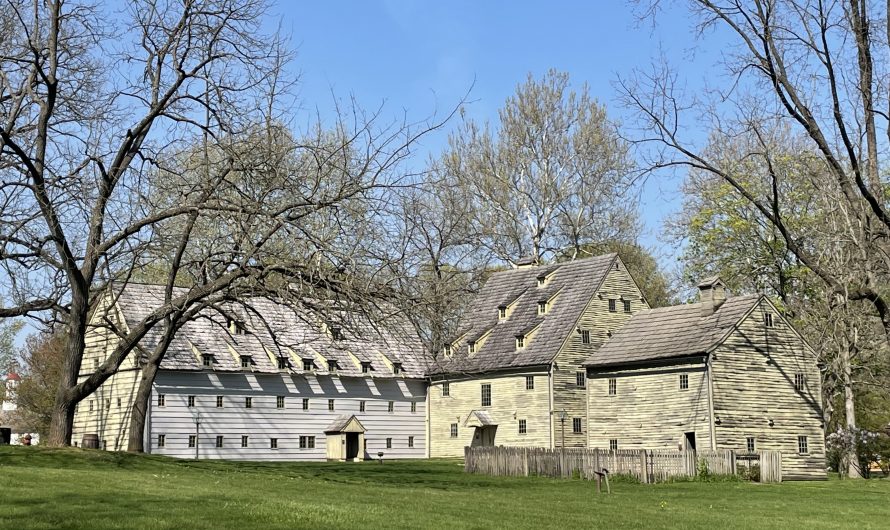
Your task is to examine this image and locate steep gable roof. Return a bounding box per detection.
[430,253,618,374]
[105,284,429,378]
[585,294,762,368]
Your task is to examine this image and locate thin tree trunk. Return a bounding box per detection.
[841,343,863,478]
[127,361,159,453]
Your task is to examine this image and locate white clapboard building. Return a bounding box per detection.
[71,284,429,461]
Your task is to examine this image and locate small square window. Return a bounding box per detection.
[680,374,689,390]
[481,383,492,407]
[518,419,527,434]
[746,437,755,453]
[187,395,195,407]
[388,401,394,413]
[302,398,309,410]
[623,299,631,313]
[442,382,450,397]
[411,401,417,413]
[303,359,313,371]
[608,299,617,312]
[359,400,366,412]
[798,436,808,454]
[573,417,582,434]
[270,438,278,449]
[525,376,534,390]
[581,330,590,344]
[609,439,618,452]
[157,394,166,407]
[215,435,224,448]
[408,436,414,448]
[241,435,249,448]
[450,423,458,438]
[794,373,805,391]
[245,397,252,409]
[157,434,166,448]
[576,372,586,388]
[216,396,223,408]
[764,313,774,327]
[608,378,617,396]
[188,435,196,448]
[277,396,285,409]
[328,399,335,412]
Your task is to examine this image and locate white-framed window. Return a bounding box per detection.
[245,397,252,409]
[797,436,808,455]
[516,335,525,349]
[608,299,617,312]
[609,439,618,452]
[157,394,165,407]
[187,395,195,407]
[576,372,586,388]
[359,400,366,412]
[623,299,631,313]
[526,376,534,390]
[393,362,402,374]
[608,378,617,396]
[746,437,755,453]
[468,342,476,354]
[764,312,774,327]
[443,344,452,356]
[202,354,214,367]
[411,401,417,413]
[188,435,196,448]
[481,383,492,407]
[581,330,590,344]
[299,436,315,449]
[276,396,285,409]
[89,400,94,412]
[328,399,335,412]
[537,275,546,287]
[302,398,309,410]
[518,419,527,435]
[388,401,394,413]
[157,434,165,448]
[270,438,278,449]
[794,373,806,391]
[240,356,251,368]
[450,423,458,438]
[680,373,689,390]
[408,436,414,448]
[573,418,582,433]
[498,306,507,319]
[302,359,313,371]
[386,438,392,449]
[216,396,223,408]
[215,435,224,448]
[442,382,450,397]
[241,435,249,448]
[538,301,547,315]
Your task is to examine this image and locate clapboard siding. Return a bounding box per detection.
[428,370,551,457]
[552,264,646,446]
[148,371,427,461]
[710,299,825,479]
[587,364,712,450]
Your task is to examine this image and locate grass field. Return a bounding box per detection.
[0,446,886,529]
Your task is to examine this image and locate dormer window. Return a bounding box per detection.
[537,275,546,287]
[444,344,453,356]
[330,326,344,341]
[302,359,313,372]
[516,335,525,349]
[277,357,289,370]
[468,342,476,354]
[361,361,372,374]
[228,318,248,335]
[498,306,507,320]
[392,362,402,375]
[240,355,251,369]
[202,354,214,367]
[327,360,338,372]
[538,301,547,315]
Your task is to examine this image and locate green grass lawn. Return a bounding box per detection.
[0,446,886,529]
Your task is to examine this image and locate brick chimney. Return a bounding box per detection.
[698,276,726,316]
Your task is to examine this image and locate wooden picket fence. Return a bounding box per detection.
[464,446,782,483]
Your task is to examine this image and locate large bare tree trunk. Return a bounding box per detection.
[46,300,89,447]
[127,362,159,453]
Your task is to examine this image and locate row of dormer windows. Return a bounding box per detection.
[199,354,401,374]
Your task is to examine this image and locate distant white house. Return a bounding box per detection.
[71,284,430,461]
[1,372,40,446]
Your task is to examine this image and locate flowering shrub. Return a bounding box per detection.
[826,427,890,477]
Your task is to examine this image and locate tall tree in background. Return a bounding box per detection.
[442,70,640,265]
[13,333,66,438]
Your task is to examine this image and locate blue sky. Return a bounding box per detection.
[278,2,726,266]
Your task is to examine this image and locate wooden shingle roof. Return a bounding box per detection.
[430,253,618,374]
[108,284,430,378]
[585,294,762,368]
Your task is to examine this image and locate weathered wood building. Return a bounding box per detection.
[585,277,826,479]
[71,284,429,461]
[428,254,647,457]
